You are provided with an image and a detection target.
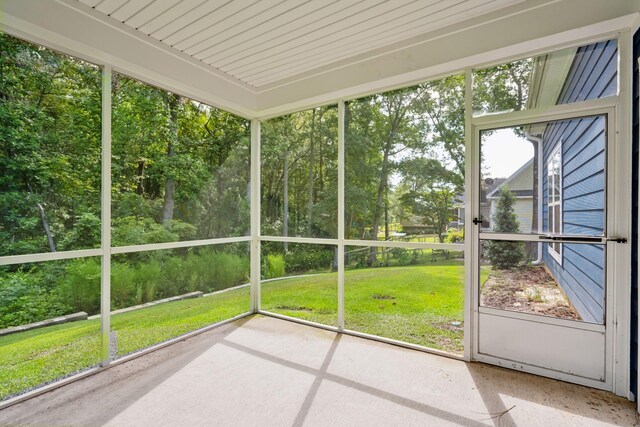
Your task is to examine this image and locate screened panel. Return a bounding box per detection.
[260,106,338,239]
[261,242,337,327]
[110,243,250,358]
[111,73,251,245]
[0,32,102,256]
[480,115,606,236]
[344,245,465,355]
[345,75,465,243]
[0,258,101,401]
[473,39,617,116]
[479,240,605,324]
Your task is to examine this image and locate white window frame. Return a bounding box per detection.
[547,144,563,264]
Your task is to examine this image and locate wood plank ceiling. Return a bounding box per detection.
[77,0,524,89]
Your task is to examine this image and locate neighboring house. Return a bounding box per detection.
[486,159,534,234]
[452,178,505,229]
[529,39,616,324]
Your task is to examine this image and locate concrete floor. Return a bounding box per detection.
[0,315,637,427]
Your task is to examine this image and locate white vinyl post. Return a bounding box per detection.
[100,64,112,365]
[463,68,474,361]
[250,119,261,312]
[337,100,345,330]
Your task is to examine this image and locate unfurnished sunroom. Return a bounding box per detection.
[1,0,640,425]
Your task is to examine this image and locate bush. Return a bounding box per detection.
[134,259,162,304]
[284,245,334,273]
[111,216,178,247]
[59,212,101,251]
[207,251,249,291]
[265,254,285,279]
[62,258,101,315]
[390,248,411,266]
[445,228,464,244]
[485,188,525,269]
[0,270,72,328]
[111,262,137,309]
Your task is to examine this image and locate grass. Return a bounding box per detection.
[262,260,467,354]
[0,287,250,401]
[0,261,480,401]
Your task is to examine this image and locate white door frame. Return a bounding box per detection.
[467,96,630,395]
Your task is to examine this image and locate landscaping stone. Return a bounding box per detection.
[0,312,88,337]
[88,291,204,319]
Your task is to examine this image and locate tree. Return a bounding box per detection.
[485,188,525,269]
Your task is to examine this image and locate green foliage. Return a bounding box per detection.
[61,259,101,315]
[445,228,464,244]
[389,248,412,266]
[284,246,334,273]
[59,213,101,251]
[485,188,525,269]
[111,262,137,309]
[0,270,71,329]
[111,217,179,246]
[261,106,338,238]
[265,254,286,279]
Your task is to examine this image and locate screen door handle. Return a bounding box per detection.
[539,235,603,243]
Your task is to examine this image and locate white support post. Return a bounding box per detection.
[613,29,632,398]
[250,119,261,313]
[337,100,346,330]
[100,64,112,365]
[463,68,474,362]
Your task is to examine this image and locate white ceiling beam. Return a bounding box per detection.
[256,0,640,117]
[0,0,258,118]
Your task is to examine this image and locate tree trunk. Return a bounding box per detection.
[369,143,391,266]
[37,202,56,252]
[283,149,289,251]
[136,159,145,195]
[162,94,180,227]
[307,109,316,234]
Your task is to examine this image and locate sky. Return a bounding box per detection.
[481,128,534,179]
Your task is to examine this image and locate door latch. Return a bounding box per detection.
[607,237,628,244]
[472,217,483,225]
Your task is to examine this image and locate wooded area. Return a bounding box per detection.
[0,30,531,329]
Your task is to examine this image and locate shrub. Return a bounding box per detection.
[0,270,72,328]
[59,212,101,251]
[208,251,249,291]
[445,228,464,244]
[134,259,162,304]
[61,258,101,314]
[390,248,411,266]
[265,254,285,279]
[284,245,334,273]
[111,216,178,247]
[110,262,137,310]
[168,220,197,241]
[485,188,525,269]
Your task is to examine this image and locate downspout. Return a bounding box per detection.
[526,132,544,265]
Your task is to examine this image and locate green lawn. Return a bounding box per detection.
[263,261,467,353]
[1,262,476,401]
[0,287,250,401]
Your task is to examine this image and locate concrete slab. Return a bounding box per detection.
[0,315,637,426]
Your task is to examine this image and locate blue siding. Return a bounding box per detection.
[540,39,617,324]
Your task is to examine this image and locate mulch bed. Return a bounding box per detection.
[481,266,581,320]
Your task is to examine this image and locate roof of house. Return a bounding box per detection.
[486,159,534,199]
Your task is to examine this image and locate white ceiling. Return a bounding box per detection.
[77,0,525,89]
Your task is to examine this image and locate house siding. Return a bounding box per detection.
[541,39,616,324]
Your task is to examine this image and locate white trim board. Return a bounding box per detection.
[1,1,638,119]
